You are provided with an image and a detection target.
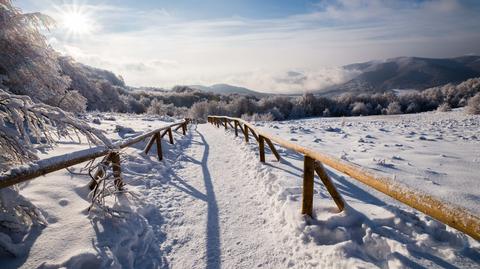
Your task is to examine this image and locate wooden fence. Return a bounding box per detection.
[0,119,190,190]
[208,116,480,241]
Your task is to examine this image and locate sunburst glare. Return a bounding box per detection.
[57,4,95,36]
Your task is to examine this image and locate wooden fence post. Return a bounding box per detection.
[168,128,174,144]
[182,122,187,135]
[244,125,249,143]
[155,133,163,161]
[314,161,345,212]
[302,155,315,216]
[224,118,228,130]
[110,152,124,190]
[249,128,260,142]
[234,120,238,136]
[265,138,281,161]
[259,135,265,162]
[144,133,157,154]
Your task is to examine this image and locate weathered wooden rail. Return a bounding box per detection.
[0,119,190,189]
[208,116,480,241]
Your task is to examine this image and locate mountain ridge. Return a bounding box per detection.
[318,55,480,95]
[189,56,480,96]
[189,83,268,96]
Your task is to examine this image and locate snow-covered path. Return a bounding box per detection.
[151,124,479,268]
[142,122,479,268]
[147,124,288,268]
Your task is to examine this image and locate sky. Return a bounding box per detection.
[16,0,480,93]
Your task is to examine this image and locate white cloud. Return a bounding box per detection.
[41,0,480,92]
[218,68,360,94]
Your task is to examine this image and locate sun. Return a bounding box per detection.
[62,11,91,34]
[56,4,94,36]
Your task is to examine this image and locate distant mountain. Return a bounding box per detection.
[190,84,267,96]
[319,55,480,95]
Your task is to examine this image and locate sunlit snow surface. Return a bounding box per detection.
[2,111,479,268]
[254,108,480,215]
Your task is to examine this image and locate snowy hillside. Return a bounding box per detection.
[2,111,479,268]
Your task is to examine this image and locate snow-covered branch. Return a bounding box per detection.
[0,89,111,171]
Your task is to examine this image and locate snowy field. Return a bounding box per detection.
[2,111,479,268]
[255,109,480,215]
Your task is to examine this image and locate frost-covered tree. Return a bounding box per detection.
[243,112,274,122]
[58,56,127,111]
[0,89,111,257]
[0,0,86,112]
[147,98,188,117]
[385,102,402,115]
[466,92,480,115]
[351,102,369,116]
[437,103,451,112]
[298,93,316,116]
[189,101,209,121]
[122,95,146,114]
[0,89,110,171]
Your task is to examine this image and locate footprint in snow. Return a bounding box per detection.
[373,158,395,169]
[423,178,440,185]
[325,127,343,133]
[358,138,367,143]
[425,169,447,176]
[58,198,69,207]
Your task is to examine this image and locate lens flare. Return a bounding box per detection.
[63,12,91,34]
[56,4,95,36]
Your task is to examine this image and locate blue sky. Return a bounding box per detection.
[16,0,480,92]
[20,0,318,19]
[116,0,317,19]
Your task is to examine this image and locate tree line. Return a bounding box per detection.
[186,78,480,121]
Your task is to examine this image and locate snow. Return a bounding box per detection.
[1,111,479,268]
[255,109,480,215]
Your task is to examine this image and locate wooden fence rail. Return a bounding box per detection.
[0,119,190,190]
[207,115,480,241]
